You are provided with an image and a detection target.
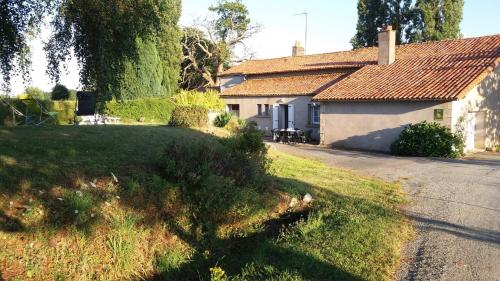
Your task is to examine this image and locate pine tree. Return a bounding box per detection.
[351,0,412,49]
[409,0,463,42]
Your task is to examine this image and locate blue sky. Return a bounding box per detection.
[6,0,500,94]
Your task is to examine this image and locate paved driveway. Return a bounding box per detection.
[269,143,500,281]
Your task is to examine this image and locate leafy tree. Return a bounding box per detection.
[23,86,48,100]
[351,0,412,49]
[45,0,182,108]
[0,0,55,91]
[119,38,166,100]
[181,0,258,88]
[51,84,70,100]
[409,0,463,42]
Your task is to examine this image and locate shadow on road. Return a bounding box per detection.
[407,212,500,245]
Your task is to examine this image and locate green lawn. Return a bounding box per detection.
[0,126,410,281]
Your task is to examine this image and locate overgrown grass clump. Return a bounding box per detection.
[0,126,410,280]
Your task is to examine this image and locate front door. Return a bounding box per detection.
[466,112,475,151]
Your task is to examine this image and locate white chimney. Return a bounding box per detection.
[292,41,305,57]
[378,25,396,65]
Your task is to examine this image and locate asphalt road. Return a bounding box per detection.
[269,142,500,281]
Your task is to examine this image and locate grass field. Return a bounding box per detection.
[0,126,411,281]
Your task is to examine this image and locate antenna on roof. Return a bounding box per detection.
[294,12,308,55]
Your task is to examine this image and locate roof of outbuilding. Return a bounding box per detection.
[220,70,354,97]
[313,35,500,101]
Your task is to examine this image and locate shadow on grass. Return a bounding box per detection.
[0,210,25,232]
[0,125,214,232]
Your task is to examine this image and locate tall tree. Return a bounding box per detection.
[181,27,220,90]
[181,0,258,89]
[0,0,54,91]
[45,0,182,106]
[409,0,463,42]
[351,0,412,49]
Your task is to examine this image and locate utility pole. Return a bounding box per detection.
[294,12,308,54]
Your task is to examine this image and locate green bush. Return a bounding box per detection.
[171,90,224,112]
[213,112,232,127]
[47,101,76,124]
[158,124,269,237]
[391,121,464,158]
[51,84,70,100]
[168,105,208,127]
[105,98,175,123]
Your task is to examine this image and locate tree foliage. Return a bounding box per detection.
[119,38,166,100]
[0,0,55,90]
[409,0,464,42]
[51,84,70,101]
[351,0,413,48]
[45,0,182,107]
[351,0,463,48]
[181,0,258,89]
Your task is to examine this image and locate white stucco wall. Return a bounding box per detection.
[451,65,500,150]
[221,96,320,139]
[320,101,452,152]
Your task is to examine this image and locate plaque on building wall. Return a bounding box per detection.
[434,109,444,121]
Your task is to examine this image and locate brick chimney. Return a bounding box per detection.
[292,41,305,57]
[378,25,396,65]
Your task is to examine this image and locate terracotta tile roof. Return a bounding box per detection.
[220,70,354,97]
[219,47,378,76]
[313,35,500,101]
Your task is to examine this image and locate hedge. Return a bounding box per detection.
[105,98,175,123]
[0,99,76,125]
[169,105,208,128]
[1,97,175,125]
[171,90,225,112]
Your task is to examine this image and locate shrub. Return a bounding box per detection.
[105,98,175,123]
[225,116,246,133]
[213,112,232,127]
[158,124,269,237]
[391,121,464,158]
[171,90,224,112]
[161,123,268,188]
[169,105,208,127]
[51,84,70,100]
[47,100,76,124]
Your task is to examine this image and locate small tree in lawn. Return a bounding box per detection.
[181,0,259,89]
[51,84,70,100]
